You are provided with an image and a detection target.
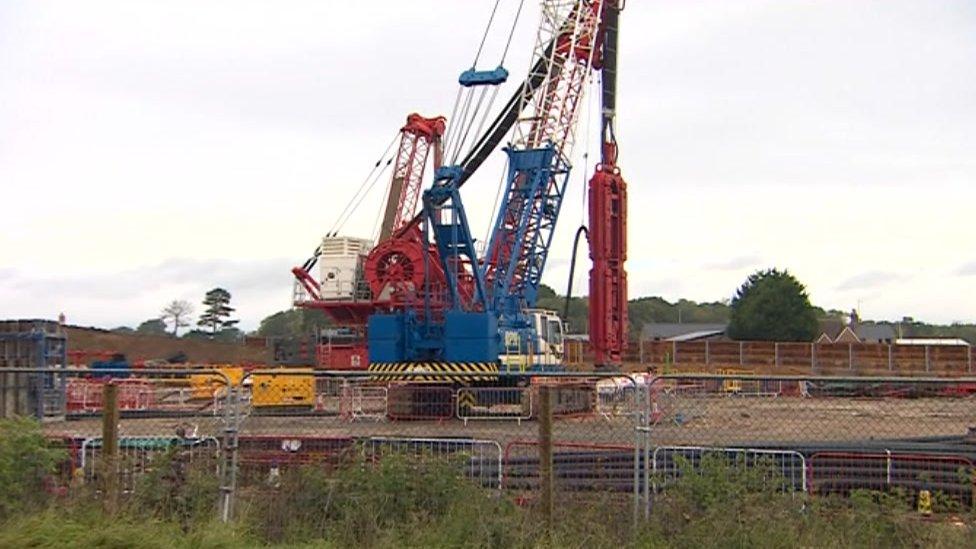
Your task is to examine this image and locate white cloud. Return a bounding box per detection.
[835,271,906,292]
[1,0,974,326]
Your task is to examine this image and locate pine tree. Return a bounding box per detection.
[197,288,239,336]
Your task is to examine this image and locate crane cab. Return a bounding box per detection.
[499,309,565,372]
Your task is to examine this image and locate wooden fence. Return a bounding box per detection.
[565,339,974,376]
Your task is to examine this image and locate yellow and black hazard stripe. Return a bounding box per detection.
[457,390,478,410]
[368,362,499,383]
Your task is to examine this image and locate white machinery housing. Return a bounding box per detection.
[317,236,372,300]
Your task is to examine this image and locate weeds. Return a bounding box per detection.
[0,417,65,519]
[0,420,973,548]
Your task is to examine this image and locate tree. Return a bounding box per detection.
[727,268,819,342]
[135,318,168,336]
[214,327,243,343]
[197,288,239,336]
[161,299,194,337]
[110,326,134,334]
[182,329,213,341]
[256,308,331,338]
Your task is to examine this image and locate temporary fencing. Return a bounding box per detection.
[387,384,455,421]
[78,436,221,492]
[13,368,976,527]
[809,451,976,508]
[22,368,238,520]
[502,440,637,493]
[339,385,388,421]
[646,445,808,493]
[364,436,503,489]
[457,387,532,423]
[643,374,976,447]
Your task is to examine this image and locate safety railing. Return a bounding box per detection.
[386,385,455,421]
[364,436,503,489]
[502,439,636,493]
[339,385,388,421]
[809,451,976,509]
[648,445,808,493]
[78,435,220,493]
[456,386,532,424]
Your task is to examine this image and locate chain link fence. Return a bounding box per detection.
[7,368,975,528]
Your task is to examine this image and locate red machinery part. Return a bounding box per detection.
[316,343,368,370]
[382,114,446,241]
[588,162,628,367]
[364,237,429,302]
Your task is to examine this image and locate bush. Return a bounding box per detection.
[1,442,973,548]
[0,417,66,518]
[243,451,521,546]
[125,446,222,528]
[637,454,975,548]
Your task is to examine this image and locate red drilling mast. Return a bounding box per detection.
[588,0,628,369]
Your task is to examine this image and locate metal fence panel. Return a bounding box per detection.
[457,387,532,423]
[364,436,503,489]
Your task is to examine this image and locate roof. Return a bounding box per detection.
[818,319,845,340]
[896,338,970,346]
[818,320,896,343]
[641,323,727,341]
[669,330,726,342]
[854,324,896,342]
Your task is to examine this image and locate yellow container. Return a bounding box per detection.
[189,366,245,399]
[251,369,315,407]
[717,368,751,394]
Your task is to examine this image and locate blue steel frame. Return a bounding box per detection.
[0,327,67,419]
[484,145,571,325]
[425,166,489,311]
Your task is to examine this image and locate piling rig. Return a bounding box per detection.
[291,0,629,376]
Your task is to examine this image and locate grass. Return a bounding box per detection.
[1,417,974,547]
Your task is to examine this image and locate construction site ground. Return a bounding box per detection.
[66,326,270,365]
[45,394,976,449]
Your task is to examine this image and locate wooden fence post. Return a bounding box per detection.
[102,383,120,515]
[739,342,744,367]
[704,340,710,366]
[538,385,554,536]
[968,345,973,374]
[925,345,930,373]
[774,343,779,369]
[848,343,854,371]
[888,344,893,372]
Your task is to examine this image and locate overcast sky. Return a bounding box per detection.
[2,0,974,330]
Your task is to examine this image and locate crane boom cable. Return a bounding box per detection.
[327,132,399,236]
[466,84,501,161]
[445,88,475,163]
[450,85,489,165]
[441,87,464,161]
[472,0,503,68]
[334,156,394,234]
[500,0,526,65]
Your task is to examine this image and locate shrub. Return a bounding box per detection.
[0,417,66,518]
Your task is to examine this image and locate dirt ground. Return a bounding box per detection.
[45,394,976,450]
[66,326,270,365]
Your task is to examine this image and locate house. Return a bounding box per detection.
[817,316,896,344]
[641,323,727,342]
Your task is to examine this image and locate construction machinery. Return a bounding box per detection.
[291,0,628,375]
